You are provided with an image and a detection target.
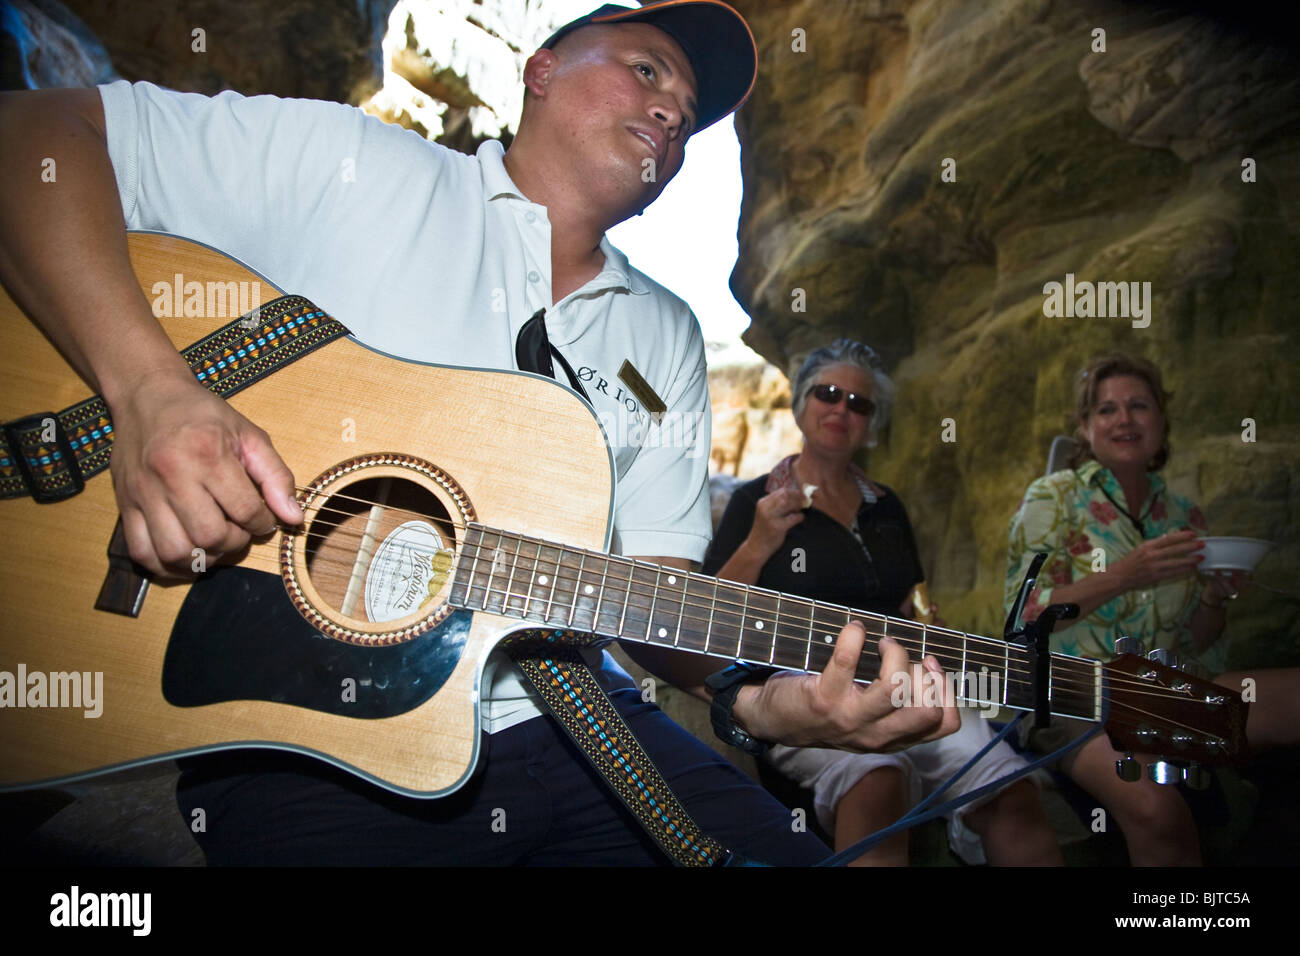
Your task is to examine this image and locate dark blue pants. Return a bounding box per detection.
[177,684,829,866]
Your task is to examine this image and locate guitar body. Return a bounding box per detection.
[0,233,614,796]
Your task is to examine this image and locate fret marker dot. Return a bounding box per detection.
[538,575,548,585]
[824,635,834,644]
[584,585,594,595]
[755,620,764,630]
[667,575,677,585]
[657,627,668,638]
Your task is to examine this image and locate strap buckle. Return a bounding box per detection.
[3,411,85,503]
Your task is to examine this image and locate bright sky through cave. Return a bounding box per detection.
[608,118,761,366]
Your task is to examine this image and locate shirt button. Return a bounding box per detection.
[525,211,537,224]
[527,270,540,283]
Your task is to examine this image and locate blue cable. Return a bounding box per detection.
[818,696,1110,867]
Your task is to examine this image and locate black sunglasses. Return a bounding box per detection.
[808,383,875,417]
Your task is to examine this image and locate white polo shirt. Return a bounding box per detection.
[99,80,713,731]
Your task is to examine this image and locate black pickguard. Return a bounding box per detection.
[162,566,467,718]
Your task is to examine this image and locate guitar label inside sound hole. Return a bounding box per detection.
[302,475,456,626]
[365,520,448,623]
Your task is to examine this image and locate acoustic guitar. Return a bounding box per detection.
[0,234,1248,797]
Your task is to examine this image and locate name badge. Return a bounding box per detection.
[617,360,667,419]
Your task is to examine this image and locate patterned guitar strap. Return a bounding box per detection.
[512,309,733,866]
[503,634,731,866]
[3,295,733,866]
[1,296,346,500]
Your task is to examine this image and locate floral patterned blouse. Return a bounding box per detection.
[1004,460,1214,668]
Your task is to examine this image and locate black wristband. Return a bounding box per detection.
[705,662,772,756]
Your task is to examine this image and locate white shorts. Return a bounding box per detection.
[765,712,1040,864]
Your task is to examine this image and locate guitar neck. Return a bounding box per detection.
[448,525,1103,723]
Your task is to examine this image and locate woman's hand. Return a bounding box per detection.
[1024,529,1206,631]
[1112,529,1204,591]
[741,486,807,562]
[1199,569,1251,608]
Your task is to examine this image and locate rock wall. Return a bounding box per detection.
[53,0,396,103]
[707,361,800,479]
[728,0,1300,665]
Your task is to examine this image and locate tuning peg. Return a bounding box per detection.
[1184,764,1212,791]
[1147,761,1182,785]
[1148,648,1177,668]
[1115,636,1144,656]
[1115,753,1142,782]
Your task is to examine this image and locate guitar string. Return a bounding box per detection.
[449,570,1224,709]
[445,537,1202,702]
[433,533,1235,704]
[205,524,1231,731]
[282,519,1054,679]
[443,538,1037,677]
[1098,698,1227,739]
[289,485,469,533]
[173,522,1207,705]
[448,547,1217,711]
[71,492,1221,705]
[128,544,1232,732]
[88,542,1200,708]
[290,514,1161,696]
[124,483,1204,698]
[192,549,1237,733]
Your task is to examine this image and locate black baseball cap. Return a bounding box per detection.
[540,1,757,133]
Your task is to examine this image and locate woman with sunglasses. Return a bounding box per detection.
[703,339,1060,865]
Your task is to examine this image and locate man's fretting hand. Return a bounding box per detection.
[733,628,960,753]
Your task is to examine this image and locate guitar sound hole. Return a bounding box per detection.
[303,476,456,626]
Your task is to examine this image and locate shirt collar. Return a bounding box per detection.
[476,140,649,298]
[1080,459,1166,508]
[593,238,649,296]
[765,454,883,507]
[477,140,524,201]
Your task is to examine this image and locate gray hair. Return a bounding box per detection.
[791,339,895,448]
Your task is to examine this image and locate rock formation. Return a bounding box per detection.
[728,0,1300,664]
[46,0,394,102]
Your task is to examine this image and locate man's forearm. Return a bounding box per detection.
[0,89,191,401]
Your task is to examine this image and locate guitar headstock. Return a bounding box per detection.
[1102,654,1250,767]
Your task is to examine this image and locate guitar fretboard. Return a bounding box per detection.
[447,524,1102,721]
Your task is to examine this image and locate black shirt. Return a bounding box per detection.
[701,474,925,616]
